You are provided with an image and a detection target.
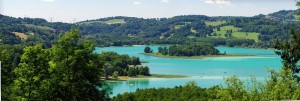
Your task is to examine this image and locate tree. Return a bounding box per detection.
[49,29,109,100]
[128,67,137,76]
[130,57,141,65]
[0,32,21,45]
[213,32,217,36]
[274,27,300,80]
[158,47,163,53]
[104,63,113,80]
[144,46,153,53]
[217,27,221,31]
[138,66,150,76]
[112,71,119,79]
[0,45,23,100]
[11,44,50,100]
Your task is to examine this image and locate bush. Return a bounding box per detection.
[144,46,153,53]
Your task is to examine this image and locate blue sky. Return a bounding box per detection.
[1,0,298,22]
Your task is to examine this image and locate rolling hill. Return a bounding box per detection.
[0,9,298,48]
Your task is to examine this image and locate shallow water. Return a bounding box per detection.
[95,46,282,97]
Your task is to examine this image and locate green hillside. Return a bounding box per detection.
[210,26,260,42]
[205,21,226,26]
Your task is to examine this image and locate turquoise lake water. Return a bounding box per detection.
[95,46,282,97]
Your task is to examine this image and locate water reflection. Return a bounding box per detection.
[107,79,150,96]
[96,46,282,97]
[127,79,150,88]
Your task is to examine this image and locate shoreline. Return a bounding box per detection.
[106,74,189,82]
[140,53,257,59]
[96,45,274,50]
[216,45,275,50]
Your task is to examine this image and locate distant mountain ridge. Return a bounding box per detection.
[268,10,297,21]
[0,9,298,48]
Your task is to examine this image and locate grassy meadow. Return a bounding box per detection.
[210,25,260,42]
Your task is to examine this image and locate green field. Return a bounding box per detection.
[24,24,55,32]
[205,21,226,26]
[190,29,198,33]
[210,25,260,42]
[81,21,103,25]
[174,25,184,29]
[81,19,125,25]
[232,32,260,42]
[12,32,28,40]
[104,19,125,24]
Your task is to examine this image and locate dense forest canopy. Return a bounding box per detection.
[0,9,297,48]
[157,43,221,56]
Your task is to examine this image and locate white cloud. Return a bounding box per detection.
[204,0,214,4]
[42,0,55,2]
[261,7,268,10]
[133,1,141,5]
[203,0,231,5]
[160,0,170,3]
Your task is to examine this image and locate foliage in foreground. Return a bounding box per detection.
[113,81,217,101]
[113,71,300,101]
[1,29,110,100]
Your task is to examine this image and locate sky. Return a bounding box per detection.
[0,0,298,22]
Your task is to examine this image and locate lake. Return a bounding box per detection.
[95,46,282,97]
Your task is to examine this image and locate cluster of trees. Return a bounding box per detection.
[0,32,21,45]
[100,51,150,78]
[226,38,255,47]
[157,43,221,56]
[1,29,153,100]
[1,29,111,100]
[128,66,150,76]
[0,15,64,47]
[225,30,233,37]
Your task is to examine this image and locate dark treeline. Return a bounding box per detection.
[1,9,297,48]
[157,43,221,56]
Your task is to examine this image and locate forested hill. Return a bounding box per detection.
[0,9,298,48]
